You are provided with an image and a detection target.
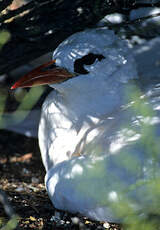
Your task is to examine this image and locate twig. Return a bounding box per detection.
[126,12,160,25]
[0,189,19,230]
[0,189,14,218]
[0,0,14,12]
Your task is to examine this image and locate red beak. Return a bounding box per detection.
[11,60,74,89]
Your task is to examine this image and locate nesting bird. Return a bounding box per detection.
[12,28,160,222]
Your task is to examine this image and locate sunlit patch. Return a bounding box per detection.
[104,13,123,24]
[136,45,150,54]
[110,129,141,153]
[74,49,90,57]
[134,115,160,126]
[88,116,100,124]
[70,51,77,58]
[108,191,118,202]
[71,164,83,176]
[142,116,160,125]
[46,172,59,196]
[87,129,100,143]
[154,105,160,110]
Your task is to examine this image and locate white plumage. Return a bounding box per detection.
[13,27,160,222]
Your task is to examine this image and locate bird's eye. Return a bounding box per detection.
[74,53,105,75]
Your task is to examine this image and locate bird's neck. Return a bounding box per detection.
[56,85,126,119]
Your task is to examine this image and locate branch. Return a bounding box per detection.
[0,0,14,12]
[0,189,14,217]
[0,0,160,75]
[126,12,160,24]
[0,1,37,24]
[0,189,19,229]
[0,0,119,75]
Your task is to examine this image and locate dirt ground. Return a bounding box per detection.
[0,70,121,229]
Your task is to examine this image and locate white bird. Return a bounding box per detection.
[12,28,160,222]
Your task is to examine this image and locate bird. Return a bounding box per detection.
[11,27,160,222]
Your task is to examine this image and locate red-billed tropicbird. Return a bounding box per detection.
[11,28,160,222]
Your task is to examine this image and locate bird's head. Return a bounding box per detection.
[11,28,137,97]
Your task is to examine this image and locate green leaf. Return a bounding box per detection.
[0,30,10,49]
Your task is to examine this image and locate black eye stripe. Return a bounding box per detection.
[74,53,105,75]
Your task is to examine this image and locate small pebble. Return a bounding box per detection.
[22,168,30,175]
[50,211,61,223]
[71,217,80,224]
[103,222,110,229]
[15,187,24,192]
[31,177,39,184]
